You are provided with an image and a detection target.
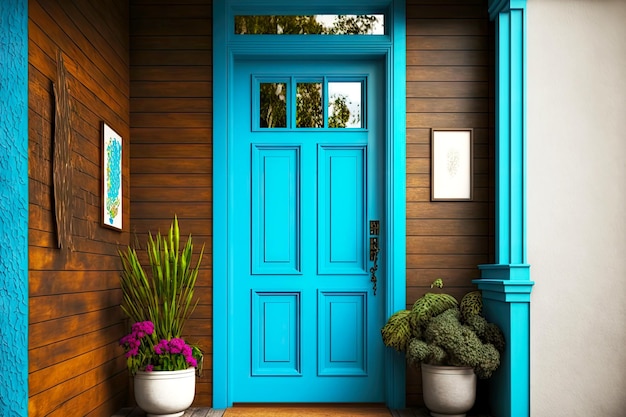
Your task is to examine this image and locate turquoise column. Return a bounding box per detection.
[474,1,533,417]
[0,0,29,415]
[386,0,407,409]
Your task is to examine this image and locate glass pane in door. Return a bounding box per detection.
[260,82,287,128]
[328,81,362,128]
[296,82,323,128]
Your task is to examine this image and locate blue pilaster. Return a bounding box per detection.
[386,0,407,409]
[474,1,533,417]
[0,0,29,415]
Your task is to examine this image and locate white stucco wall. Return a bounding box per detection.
[527,1,626,416]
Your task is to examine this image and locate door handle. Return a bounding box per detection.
[369,220,380,296]
[369,237,379,261]
[369,237,379,296]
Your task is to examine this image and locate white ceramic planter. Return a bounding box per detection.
[134,368,196,417]
[421,363,477,417]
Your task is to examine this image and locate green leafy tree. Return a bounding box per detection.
[296,83,323,128]
[260,82,287,128]
[325,14,380,35]
[235,14,381,35]
[235,15,324,35]
[328,94,360,128]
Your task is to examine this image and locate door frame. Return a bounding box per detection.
[212,0,407,409]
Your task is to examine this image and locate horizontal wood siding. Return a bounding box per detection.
[405,0,494,406]
[129,0,214,406]
[28,0,130,416]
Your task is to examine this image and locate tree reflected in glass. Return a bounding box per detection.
[260,83,287,128]
[235,15,384,35]
[297,83,323,128]
[328,82,362,128]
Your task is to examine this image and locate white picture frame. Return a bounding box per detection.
[102,122,123,230]
[431,129,473,201]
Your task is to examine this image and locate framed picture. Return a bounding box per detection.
[102,122,123,230]
[431,129,473,201]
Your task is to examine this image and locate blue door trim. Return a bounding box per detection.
[0,0,29,415]
[475,1,533,417]
[213,0,406,408]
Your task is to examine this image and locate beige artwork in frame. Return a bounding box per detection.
[431,129,473,201]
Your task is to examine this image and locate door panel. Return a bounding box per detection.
[318,146,367,274]
[251,291,301,376]
[318,291,367,376]
[251,146,301,275]
[233,58,384,403]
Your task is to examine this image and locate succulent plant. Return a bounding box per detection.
[381,279,505,379]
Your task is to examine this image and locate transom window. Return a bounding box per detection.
[235,15,385,35]
[256,77,365,129]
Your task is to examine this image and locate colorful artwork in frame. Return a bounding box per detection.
[102,122,122,230]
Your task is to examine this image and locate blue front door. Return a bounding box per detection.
[232,58,386,403]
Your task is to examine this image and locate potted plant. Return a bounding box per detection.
[118,216,204,417]
[381,279,505,417]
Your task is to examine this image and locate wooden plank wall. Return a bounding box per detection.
[28,1,130,416]
[129,0,214,406]
[405,0,494,406]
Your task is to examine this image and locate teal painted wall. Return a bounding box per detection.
[0,0,28,415]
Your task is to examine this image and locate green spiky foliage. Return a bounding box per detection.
[460,290,482,322]
[381,279,505,379]
[119,216,205,340]
[381,309,412,352]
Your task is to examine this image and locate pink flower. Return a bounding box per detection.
[186,356,197,367]
[131,321,154,338]
[181,344,192,357]
[145,365,154,372]
[168,338,186,354]
[154,339,170,355]
[119,334,133,346]
[125,346,139,358]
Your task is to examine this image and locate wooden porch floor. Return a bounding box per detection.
[113,406,491,417]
